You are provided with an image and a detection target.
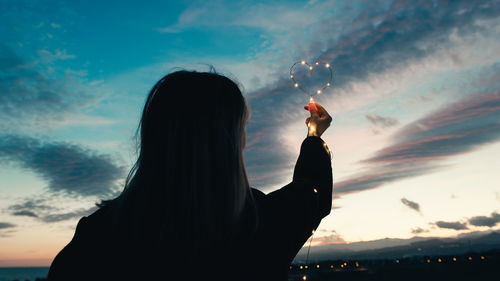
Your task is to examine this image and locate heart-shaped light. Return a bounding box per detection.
[290,60,333,97]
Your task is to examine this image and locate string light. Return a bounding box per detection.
[290,60,333,98]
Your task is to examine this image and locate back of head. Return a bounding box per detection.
[106,70,257,265]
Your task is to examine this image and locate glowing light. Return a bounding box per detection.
[468,256,472,261]
[453,257,457,261]
[304,265,308,269]
[340,264,344,268]
[316,264,320,268]
[322,142,330,155]
[481,256,485,260]
[330,265,334,269]
[437,258,442,263]
[302,275,307,281]
[355,261,359,267]
[313,188,318,193]
[290,60,333,97]
[308,124,317,136]
[426,259,431,263]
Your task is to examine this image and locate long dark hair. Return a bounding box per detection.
[101,70,257,263]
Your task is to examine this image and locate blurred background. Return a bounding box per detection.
[0,0,499,280]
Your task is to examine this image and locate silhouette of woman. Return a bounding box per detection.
[48,70,333,281]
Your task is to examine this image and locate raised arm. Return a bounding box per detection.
[263,100,333,264]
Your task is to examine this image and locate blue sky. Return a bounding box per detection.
[1,0,500,266]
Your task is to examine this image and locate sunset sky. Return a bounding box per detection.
[1,0,500,267]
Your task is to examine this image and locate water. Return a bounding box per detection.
[0,267,49,281]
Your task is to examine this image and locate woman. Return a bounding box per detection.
[48,70,333,281]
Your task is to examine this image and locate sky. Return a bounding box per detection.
[1,0,500,267]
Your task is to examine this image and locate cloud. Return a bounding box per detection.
[434,221,468,230]
[468,212,500,227]
[401,198,421,213]
[0,44,108,132]
[158,1,317,34]
[12,210,38,218]
[5,196,99,223]
[37,49,75,63]
[0,134,125,198]
[40,206,98,223]
[334,90,500,195]
[411,227,428,234]
[241,0,500,189]
[0,222,16,229]
[367,91,500,164]
[312,229,345,246]
[366,114,399,128]
[8,198,56,212]
[333,163,439,195]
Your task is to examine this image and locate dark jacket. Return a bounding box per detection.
[48,136,333,281]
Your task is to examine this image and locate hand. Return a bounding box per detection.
[304,101,332,137]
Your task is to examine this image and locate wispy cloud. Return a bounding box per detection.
[0,134,125,198]
[401,198,421,213]
[242,0,500,190]
[0,44,111,132]
[366,114,399,129]
[0,222,16,229]
[468,212,500,227]
[12,210,38,218]
[411,227,428,234]
[434,220,468,230]
[334,90,500,195]
[40,206,98,223]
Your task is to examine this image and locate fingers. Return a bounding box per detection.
[305,102,331,121]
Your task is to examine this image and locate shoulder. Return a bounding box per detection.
[250,187,266,199]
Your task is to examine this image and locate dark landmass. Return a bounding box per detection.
[289,250,499,281]
[295,230,500,261]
